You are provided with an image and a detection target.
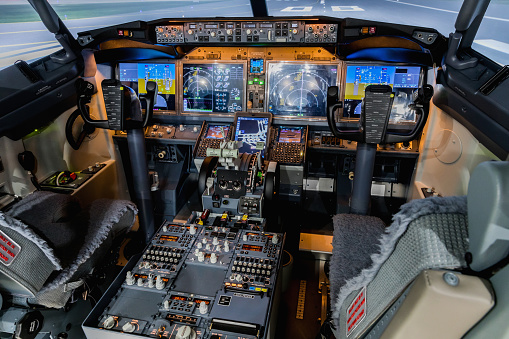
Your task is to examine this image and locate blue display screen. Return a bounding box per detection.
[250,59,264,73]
[234,116,269,157]
[343,65,422,123]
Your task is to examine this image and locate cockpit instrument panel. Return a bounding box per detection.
[118,62,176,112]
[342,64,424,124]
[267,62,339,117]
[182,61,246,114]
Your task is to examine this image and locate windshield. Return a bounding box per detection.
[268,1,462,35]
[1,0,509,68]
[0,0,253,69]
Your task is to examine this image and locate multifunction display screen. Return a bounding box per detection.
[205,125,230,139]
[343,65,422,123]
[278,127,303,143]
[234,116,270,157]
[119,62,176,111]
[183,63,245,113]
[250,59,264,73]
[267,63,338,117]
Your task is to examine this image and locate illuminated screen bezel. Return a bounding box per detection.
[265,61,341,120]
[278,126,304,143]
[341,62,425,125]
[180,60,247,115]
[233,112,272,158]
[117,61,177,114]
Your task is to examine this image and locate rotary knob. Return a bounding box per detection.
[190,224,197,235]
[226,29,233,35]
[199,301,208,314]
[210,31,216,37]
[176,325,197,339]
[122,322,136,333]
[103,316,116,329]
[246,29,252,35]
[163,300,171,310]
[156,275,165,290]
[198,251,205,262]
[224,241,230,252]
[148,274,155,288]
[188,29,193,35]
[212,236,219,245]
[272,234,279,244]
[210,253,217,264]
[125,271,135,286]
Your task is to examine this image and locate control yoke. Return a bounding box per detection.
[76,78,157,130]
[327,84,433,144]
[326,84,433,215]
[75,78,158,244]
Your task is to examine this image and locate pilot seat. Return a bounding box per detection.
[0,191,137,309]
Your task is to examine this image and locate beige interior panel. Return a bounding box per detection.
[381,270,494,339]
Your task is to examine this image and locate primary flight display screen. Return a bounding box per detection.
[343,65,422,123]
[119,63,176,111]
[182,63,245,113]
[234,116,270,157]
[278,127,303,143]
[267,63,338,117]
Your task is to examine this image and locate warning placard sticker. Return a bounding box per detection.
[0,230,21,266]
[346,287,366,337]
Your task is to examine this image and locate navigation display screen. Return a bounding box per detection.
[278,127,303,143]
[205,125,230,139]
[343,65,422,123]
[182,63,245,113]
[234,116,270,157]
[267,63,338,117]
[119,63,176,111]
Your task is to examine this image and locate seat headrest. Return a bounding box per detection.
[468,161,509,271]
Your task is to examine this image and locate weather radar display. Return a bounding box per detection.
[183,63,244,113]
[267,63,338,117]
[119,62,176,111]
